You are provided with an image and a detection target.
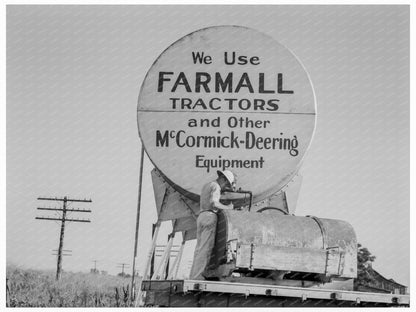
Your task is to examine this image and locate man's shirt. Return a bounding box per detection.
[199,181,221,212]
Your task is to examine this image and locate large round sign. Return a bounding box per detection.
[138,26,316,202]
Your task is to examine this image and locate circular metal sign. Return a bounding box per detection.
[138,26,316,202]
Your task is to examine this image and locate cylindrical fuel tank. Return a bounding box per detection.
[212,209,357,278]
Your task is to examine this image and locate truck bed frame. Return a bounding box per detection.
[140,279,409,307]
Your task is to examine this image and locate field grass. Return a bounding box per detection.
[6,264,136,307]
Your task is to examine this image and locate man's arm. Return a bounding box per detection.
[210,183,233,210]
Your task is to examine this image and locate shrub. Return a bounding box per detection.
[6,265,132,307]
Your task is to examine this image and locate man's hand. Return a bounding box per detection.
[215,200,234,210]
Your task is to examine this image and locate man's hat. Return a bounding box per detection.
[217,170,235,186]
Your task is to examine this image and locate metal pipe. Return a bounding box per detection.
[224,189,253,211]
[131,146,145,298]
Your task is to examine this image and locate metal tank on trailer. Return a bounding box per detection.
[206,209,357,287]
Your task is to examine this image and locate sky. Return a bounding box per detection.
[6,5,410,287]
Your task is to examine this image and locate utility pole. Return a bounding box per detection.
[90,260,99,274]
[117,263,130,276]
[36,196,92,280]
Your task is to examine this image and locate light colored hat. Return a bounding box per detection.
[217,170,235,185]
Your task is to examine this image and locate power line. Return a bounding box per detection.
[52,249,72,257]
[37,207,92,213]
[36,217,90,222]
[36,196,92,280]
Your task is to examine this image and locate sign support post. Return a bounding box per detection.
[131,146,145,301]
